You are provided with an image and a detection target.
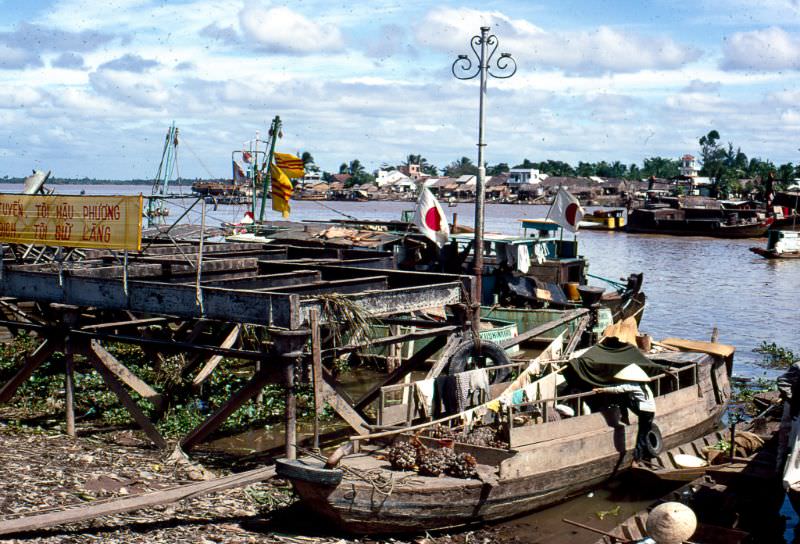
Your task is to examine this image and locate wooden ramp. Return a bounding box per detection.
[0,466,275,537]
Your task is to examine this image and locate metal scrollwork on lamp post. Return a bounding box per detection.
[452,26,517,329]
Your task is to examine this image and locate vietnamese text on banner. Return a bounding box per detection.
[0,194,143,251]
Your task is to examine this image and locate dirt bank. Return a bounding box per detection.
[0,423,524,544]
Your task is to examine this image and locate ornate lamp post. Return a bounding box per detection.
[452,27,516,326]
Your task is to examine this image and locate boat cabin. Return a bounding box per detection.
[767,229,800,253]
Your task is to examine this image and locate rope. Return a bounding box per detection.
[295,446,422,497]
[586,273,626,291]
[308,199,360,221]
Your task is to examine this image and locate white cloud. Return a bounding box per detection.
[0,44,41,69]
[89,70,170,108]
[722,27,800,70]
[238,5,344,55]
[418,7,699,73]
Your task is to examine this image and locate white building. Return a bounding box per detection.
[375,169,411,188]
[508,168,544,186]
[456,174,477,187]
[300,170,322,188]
[680,154,699,178]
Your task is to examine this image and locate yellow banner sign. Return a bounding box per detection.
[0,194,143,251]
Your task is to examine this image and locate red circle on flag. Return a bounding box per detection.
[565,203,579,226]
[425,207,442,231]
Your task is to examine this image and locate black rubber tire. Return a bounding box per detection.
[445,339,513,383]
[276,459,343,486]
[645,422,663,458]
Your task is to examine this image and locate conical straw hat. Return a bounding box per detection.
[614,363,650,382]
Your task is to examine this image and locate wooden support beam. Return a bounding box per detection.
[82,317,171,331]
[0,319,267,361]
[0,339,59,403]
[0,465,275,537]
[321,370,370,435]
[498,309,588,350]
[86,352,167,449]
[324,325,458,356]
[267,276,388,295]
[201,270,320,289]
[64,340,75,438]
[181,368,279,451]
[425,333,465,380]
[192,324,241,387]
[285,359,296,460]
[354,335,448,411]
[89,340,164,410]
[563,315,590,357]
[310,310,323,450]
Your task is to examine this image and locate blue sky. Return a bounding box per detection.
[3,0,800,179]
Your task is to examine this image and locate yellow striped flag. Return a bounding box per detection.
[274,152,305,179]
[270,163,293,217]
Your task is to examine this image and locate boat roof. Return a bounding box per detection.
[451,232,539,244]
[519,219,562,231]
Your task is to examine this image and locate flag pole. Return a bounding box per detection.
[258,116,281,222]
[545,185,561,222]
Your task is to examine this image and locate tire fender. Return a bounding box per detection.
[445,339,513,383]
[645,422,663,458]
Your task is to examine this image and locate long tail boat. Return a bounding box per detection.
[277,338,733,534]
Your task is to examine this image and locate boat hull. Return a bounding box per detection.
[282,355,730,534]
[750,247,800,259]
[626,221,767,238]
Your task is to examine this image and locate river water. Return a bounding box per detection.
[14,185,798,540]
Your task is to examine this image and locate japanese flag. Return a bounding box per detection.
[549,187,584,233]
[413,187,450,247]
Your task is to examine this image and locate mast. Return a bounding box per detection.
[148,122,178,227]
[258,116,282,222]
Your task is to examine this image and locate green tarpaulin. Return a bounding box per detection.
[569,339,667,387]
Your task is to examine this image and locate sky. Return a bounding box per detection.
[3,0,800,179]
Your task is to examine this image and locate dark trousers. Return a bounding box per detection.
[634,411,654,461]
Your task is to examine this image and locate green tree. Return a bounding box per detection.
[300,151,319,172]
[642,156,679,179]
[348,159,365,176]
[486,162,509,176]
[627,163,642,180]
[338,162,349,174]
[444,156,479,177]
[403,154,438,176]
[514,158,536,169]
[698,130,728,196]
[576,161,596,177]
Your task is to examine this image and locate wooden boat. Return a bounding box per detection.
[587,479,752,544]
[627,207,768,238]
[750,229,800,259]
[590,427,782,543]
[277,344,732,534]
[629,424,771,484]
[581,208,626,231]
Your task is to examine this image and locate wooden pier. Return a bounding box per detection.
[0,240,476,456]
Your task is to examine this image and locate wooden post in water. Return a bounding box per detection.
[273,329,309,460]
[63,310,78,438]
[310,310,323,451]
[285,359,296,460]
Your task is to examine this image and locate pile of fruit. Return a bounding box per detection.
[423,424,508,449]
[386,440,478,479]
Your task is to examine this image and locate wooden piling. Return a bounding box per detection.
[310,309,323,450]
[64,340,75,438]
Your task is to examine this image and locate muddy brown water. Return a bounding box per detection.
[33,187,799,540]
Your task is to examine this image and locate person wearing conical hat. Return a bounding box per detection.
[593,363,655,467]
